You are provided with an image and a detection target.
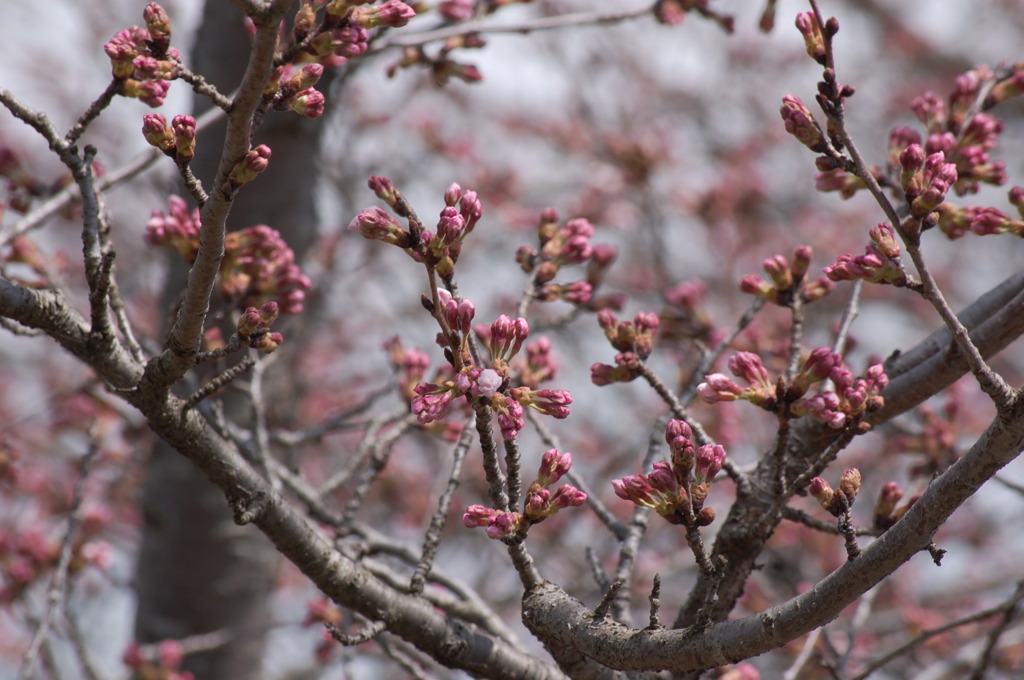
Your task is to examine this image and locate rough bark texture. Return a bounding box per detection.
[132,2,323,677]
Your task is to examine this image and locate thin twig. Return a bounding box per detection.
[373,5,655,52]
[409,421,473,595]
[850,577,1024,680]
[18,440,100,680]
[526,408,627,539]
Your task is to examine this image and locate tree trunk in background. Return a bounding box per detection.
[134,1,324,677]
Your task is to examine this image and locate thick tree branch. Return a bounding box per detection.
[524,390,1024,671]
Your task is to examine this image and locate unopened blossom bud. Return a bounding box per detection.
[808,477,835,510]
[133,78,171,107]
[228,145,272,188]
[290,88,325,118]
[537,449,572,488]
[791,347,841,396]
[729,351,770,387]
[780,95,827,152]
[143,3,172,58]
[171,114,196,161]
[612,475,656,507]
[524,487,550,520]
[259,300,279,326]
[869,223,900,258]
[352,0,416,29]
[462,504,496,528]
[911,153,957,218]
[238,306,262,335]
[142,114,174,153]
[515,387,572,419]
[694,444,726,484]
[349,207,407,245]
[485,511,521,539]
[443,182,462,206]
[551,484,586,509]
[647,461,678,496]
[795,12,826,64]
[740,273,774,298]
[368,175,398,207]
[435,207,465,247]
[873,481,904,530]
[899,144,927,197]
[458,190,482,232]
[665,418,693,444]
[537,207,560,243]
[911,92,946,133]
[288,63,324,92]
[697,373,744,403]
[489,314,530,361]
[792,245,813,279]
[696,507,716,526]
[838,468,861,504]
[763,254,793,290]
[251,331,283,353]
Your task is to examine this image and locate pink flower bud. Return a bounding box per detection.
[780,95,826,152]
[463,504,496,528]
[537,449,572,487]
[171,115,196,161]
[142,113,173,152]
[143,4,172,57]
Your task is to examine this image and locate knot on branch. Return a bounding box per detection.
[230,490,268,525]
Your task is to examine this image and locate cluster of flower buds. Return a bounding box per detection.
[612,419,726,527]
[386,37,485,85]
[349,177,483,276]
[266,63,326,118]
[0,522,111,605]
[145,195,201,261]
[809,468,861,517]
[740,245,833,305]
[146,197,311,314]
[515,209,619,309]
[103,4,178,107]
[299,1,415,65]
[699,348,888,430]
[227,145,272,190]
[123,639,193,680]
[237,301,283,354]
[463,448,586,540]
[900,146,957,217]
[871,481,921,531]
[383,336,432,402]
[823,223,907,286]
[222,224,312,314]
[935,199,1024,239]
[426,183,483,277]
[789,362,888,429]
[908,67,1014,194]
[142,114,196,164]
[409,310,572,440]
[589,309,660,385]
[890,395,962,478]
[518,337,558,388]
